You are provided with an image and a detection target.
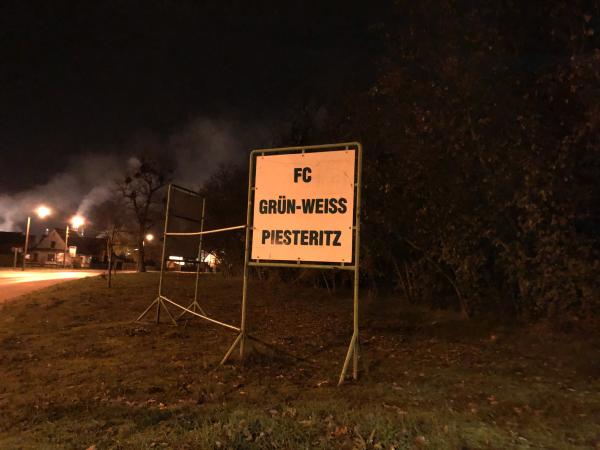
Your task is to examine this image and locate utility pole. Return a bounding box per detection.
[22,216,31,271]
[107,226,115,288]
[64,225,70,268]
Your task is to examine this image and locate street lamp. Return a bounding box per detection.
[64,215,86,268]
[22,205,52,271]
[141,233,154,248]
[70,215,85,231]
[36,206,51,219]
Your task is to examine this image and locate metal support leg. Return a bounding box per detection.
[136,297,159,322]
[220,267,249,364]
[338,333,357,385]
[221,152,253,366]
[220,332,243,365]
[178,198,208,321]
[177,300,208,319]
[339,143,362,385]
[155,297,161,324]
[136,296,178,327]
[353,337,359,380]
[135,184,175,326]
[159,296,178,326]
[338,264,361,384]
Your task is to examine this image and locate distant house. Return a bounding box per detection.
[0,231,26,267]
[32,228,107,268]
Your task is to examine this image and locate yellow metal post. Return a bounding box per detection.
[221,149,256,364]
[135,184,177,326]
[178,197,208,319]
[338,143,362,385]
[157,185,172,302]
[193,198,206,308]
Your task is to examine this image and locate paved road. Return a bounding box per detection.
[0,269,103,304]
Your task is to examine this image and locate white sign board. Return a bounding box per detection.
[251,149,356,263]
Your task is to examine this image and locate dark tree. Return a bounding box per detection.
[199,165,247,275]
[317,0,600,321]
[89,195,132,286]
[119,159,171,272]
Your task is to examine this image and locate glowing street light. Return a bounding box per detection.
[145,233,154,242]
[22,205,52,271]
[70,215,85,230]
[35,205,51,219]
[64,215,86,268]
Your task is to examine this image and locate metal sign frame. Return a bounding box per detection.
[221,142,363,385]
[135,184,244,332]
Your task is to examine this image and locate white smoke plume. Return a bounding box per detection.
[0,116,273,233]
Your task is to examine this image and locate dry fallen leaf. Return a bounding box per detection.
[414,435,427,447]
[332,425,348,437]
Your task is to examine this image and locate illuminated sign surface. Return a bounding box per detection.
[251,149,356,263]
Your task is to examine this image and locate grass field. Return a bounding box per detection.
[0,272,598,449]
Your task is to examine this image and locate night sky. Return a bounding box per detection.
[1,1,384,194]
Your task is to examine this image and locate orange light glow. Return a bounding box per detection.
[70,215,85,230]
[35,205,51,219]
